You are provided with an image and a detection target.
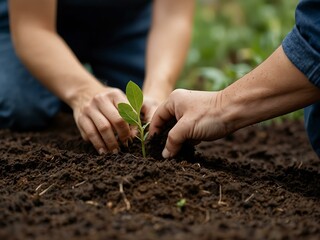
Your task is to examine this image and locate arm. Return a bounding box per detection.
[150,46,320,158]
[9,0,131,154]
[141,0,194,121]
[220,46,320,131]
[9,0,96,107]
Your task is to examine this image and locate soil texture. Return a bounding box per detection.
[0,113,319,240]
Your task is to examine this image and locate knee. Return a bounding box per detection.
[0,94,60,131]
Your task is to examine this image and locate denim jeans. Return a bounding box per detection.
[282,0,320,157]
[304,103,320,157]
[0,0,151,130]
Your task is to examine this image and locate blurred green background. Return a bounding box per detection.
[178,0,301,120]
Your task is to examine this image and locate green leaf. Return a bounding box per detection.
[118,103,139,126]
[126,81,143,114]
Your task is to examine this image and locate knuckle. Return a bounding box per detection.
[85,130,97,140]
[93,93,104,104]
[82,105,92,115]
[171,89,185,98]
[98,123,111,133]
[181,119,193,129]
[112,88,124,95]
[110,89,125,99]
[114,117,127,129]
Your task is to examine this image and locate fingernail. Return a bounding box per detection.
[112,148,119,154]
[99,148,106,155]
[162,148,171,159]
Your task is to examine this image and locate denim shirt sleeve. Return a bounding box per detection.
[282,0,320,88]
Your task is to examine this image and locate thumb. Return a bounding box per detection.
[162,120,188,158]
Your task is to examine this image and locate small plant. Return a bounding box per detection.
[176,198,187,211]
[118,81,149,158]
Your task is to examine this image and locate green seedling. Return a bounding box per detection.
[176,198,187,211]
[118,81,149,158]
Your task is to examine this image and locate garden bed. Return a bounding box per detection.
[0,113,319,240]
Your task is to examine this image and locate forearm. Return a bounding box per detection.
[143,0,194,102]
[219,46,320,133]
[12,28,102,108]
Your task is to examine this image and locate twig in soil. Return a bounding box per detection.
[72,180,87,189]
[204,210,210,223]
[39,183,55,196]
[86,200,99,206]
[119,182,131,210]
[297,161,303,169]
[35,183,45,192]
[275,207,285,213]
[272,180,283,189]
[201,190,211,195]
[218,184,228,206]
[244,193,255,203]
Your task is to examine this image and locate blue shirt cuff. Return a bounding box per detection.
[282,26,320,88]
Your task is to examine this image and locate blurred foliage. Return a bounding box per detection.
[177,0,302,119]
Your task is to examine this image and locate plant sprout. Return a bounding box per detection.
[118,81,149,158]
[176,198,186,210]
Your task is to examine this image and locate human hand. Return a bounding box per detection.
[72,85,133,155]
[141,96,162,123]
[149,89,228,158]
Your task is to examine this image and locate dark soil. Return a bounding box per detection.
[0,113,319,240]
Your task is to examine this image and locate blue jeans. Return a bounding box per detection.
[0,1,151,130]
[304,103,320,157]
[282,0,320,157]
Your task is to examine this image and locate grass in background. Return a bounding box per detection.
[178,0,302,120]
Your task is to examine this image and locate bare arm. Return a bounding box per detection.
[150,46,320,158]
[221,46,320,132]
[10,0,131,154]
[142,0,194,121]
[9,0,99,106]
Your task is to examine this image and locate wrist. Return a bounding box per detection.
[66,77,105,109]
[217,88,255,134]
[142,78,174,103]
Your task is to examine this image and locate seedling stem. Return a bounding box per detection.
[118,81,149,157]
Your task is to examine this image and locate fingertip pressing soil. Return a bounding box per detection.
[0,113,319,240]
[147,118,196,161]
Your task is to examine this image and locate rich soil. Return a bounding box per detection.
[0,113,319,240]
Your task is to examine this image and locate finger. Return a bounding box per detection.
[75,118,89,142]
[149,100,175,136]
[142,104,157,123]
[162,119,190,158]
[90,110,120,153]
[98,101,131,146]
[130,126,138,138]
[78,116,108,155]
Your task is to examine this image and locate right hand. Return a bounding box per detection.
[149,89,229,158]
[72,84,133,155]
